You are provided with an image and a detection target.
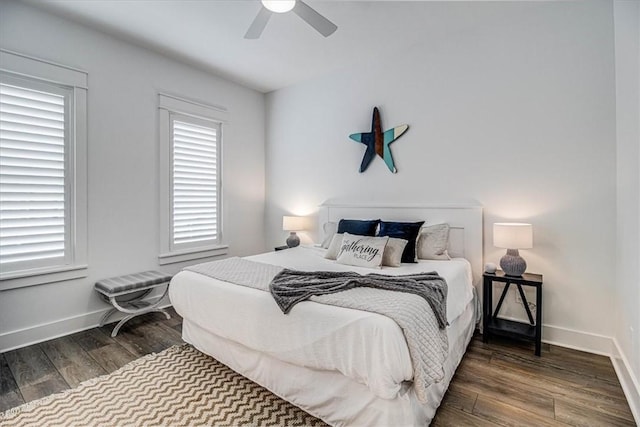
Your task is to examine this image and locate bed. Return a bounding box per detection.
[169,202,483,426]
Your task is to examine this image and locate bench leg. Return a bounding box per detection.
[99,308,118,327]
[111,313,136,337]
[110,308,171,337]
[106,284,172,337]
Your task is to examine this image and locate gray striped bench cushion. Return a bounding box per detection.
[95,271,172,295]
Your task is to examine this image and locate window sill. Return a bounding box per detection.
[158,245,228,265]
[0,265,88,291]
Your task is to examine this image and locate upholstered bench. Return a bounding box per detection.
[95,270,173,337]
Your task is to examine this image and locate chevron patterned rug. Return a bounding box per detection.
[0,344,327,427]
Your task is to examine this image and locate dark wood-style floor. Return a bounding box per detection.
[1,310,635,426]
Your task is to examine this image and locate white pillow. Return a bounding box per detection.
[336,233,388,269]
[382,237,409,267]
[417,223,451,260]
[321,221,338,249]
[324,233,344,260]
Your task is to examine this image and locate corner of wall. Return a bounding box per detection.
[612,338,640,425]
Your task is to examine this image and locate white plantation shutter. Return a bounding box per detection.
[171,118,219,249]
[0,81,70,268]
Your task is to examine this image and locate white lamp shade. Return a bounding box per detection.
[493,223,533,249]
[262,0,296,13]
[283,216,305,231]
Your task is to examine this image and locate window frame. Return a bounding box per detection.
[158,93,228,265]
[0,49,88,290]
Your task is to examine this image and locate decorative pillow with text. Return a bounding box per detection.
[336,233,388,269]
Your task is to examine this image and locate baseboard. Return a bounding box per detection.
[493,316,614,356]
[612,338,640,425]
[541,323,614,356]
[0,296,171,353]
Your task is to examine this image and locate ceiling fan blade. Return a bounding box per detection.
[244,7,272,39]
[293,1,337,37]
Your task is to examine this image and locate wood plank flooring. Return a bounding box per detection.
[0,308,184,414]
[1,310,635,426]
[433,338,636,426]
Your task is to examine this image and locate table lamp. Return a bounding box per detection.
[283,216,305,248]
[493,223,533,277]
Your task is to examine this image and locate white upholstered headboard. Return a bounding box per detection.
[317,201,484,287]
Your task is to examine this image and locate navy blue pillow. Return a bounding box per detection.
[337,219,380,236]
[378,221,425,263]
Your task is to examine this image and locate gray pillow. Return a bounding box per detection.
[324,233,344,260]
[417,224,451,260]
[382,238,409,267]
[321,222,338,249]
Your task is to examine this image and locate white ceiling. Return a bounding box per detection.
[28,1,516,93]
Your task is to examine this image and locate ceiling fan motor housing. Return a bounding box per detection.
[261,0,296,13]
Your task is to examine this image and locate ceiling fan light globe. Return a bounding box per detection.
[261,0,296,13]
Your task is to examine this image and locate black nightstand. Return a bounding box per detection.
[483,271,543,356]
[274,246,289,251]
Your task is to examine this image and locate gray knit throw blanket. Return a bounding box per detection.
[270,269,448,329]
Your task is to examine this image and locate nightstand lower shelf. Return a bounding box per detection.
[485,318,536,341]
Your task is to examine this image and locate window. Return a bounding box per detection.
[158,94,227,264]
[0,50,88,289]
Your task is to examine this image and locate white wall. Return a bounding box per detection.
[266,1,618,348]
[0,1,266,350]
[613,0,640,419]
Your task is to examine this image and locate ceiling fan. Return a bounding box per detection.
[245,0,338,39]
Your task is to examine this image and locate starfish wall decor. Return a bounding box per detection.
[349,107,409,173]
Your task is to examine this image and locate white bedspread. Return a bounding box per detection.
[169,246,474,401]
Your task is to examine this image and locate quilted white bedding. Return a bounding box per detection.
[169,246,474,401]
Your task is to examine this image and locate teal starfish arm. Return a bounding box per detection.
[382,125,408,173]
